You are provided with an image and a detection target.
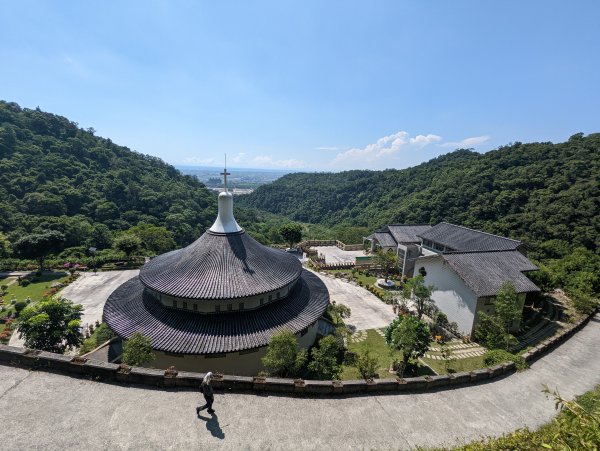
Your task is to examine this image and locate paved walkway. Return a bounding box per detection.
[1,315,598,450]
[313,271,396,331]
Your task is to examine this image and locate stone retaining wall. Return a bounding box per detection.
[0,311,594,396]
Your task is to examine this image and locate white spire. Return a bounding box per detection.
[209,157,243,234]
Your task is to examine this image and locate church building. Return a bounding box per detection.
[103,167,330,375]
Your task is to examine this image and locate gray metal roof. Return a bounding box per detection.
[441,251,540,297]
[103,270,329,354]
[386,224,432,244]
[139,230,303,300]
[418,222,522,252]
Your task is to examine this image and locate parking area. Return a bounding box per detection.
[311,246,367,265]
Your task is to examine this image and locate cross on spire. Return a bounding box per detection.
[220,154,230,192]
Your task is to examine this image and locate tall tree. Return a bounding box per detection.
[402,275,436,320]
[17,298,83,353]
[0,232,10,258]
[373,249,399,282]
[493,282,523,350]
[279,223,303,249]
[127,224,176,255]
[13,231,66,270]
[113,233,142,258]
[385,316,431,377]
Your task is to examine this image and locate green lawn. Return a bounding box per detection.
[2,272,69,302]
[342,329,434,379]
[0,272,70,340]
[422,355,486,375]
[421,340,487,374]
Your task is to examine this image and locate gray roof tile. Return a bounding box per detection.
[386,224,432,244]
[418,222,521,252]
[103,270,329,354]
[441,251,539,297]
[139,230,302,300]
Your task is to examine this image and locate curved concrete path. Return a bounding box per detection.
[0,315,599,450]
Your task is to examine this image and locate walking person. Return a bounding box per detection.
[196,372,215,415]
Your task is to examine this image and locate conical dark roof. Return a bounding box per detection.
[139,230,302,300]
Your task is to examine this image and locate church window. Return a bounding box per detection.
[182,302,188,310]
[260,298,264,305]
[276,291,280,299]
[268,294,272,302]
[193,303,198,311]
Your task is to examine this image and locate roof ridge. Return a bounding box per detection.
[438,222,522,244]
[443,249,523,255]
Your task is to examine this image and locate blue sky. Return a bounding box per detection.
[1,1,599,171]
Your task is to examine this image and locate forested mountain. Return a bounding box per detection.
[0,101,216,249]
[239,134,600,260]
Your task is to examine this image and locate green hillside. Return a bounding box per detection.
[239,134,600,259]
[0,101,216,250]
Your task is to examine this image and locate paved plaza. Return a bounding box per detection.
[312,270,397,330]
[0,315,598,450]
[311,245,367,264]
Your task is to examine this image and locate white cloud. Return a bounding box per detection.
[440,135,490,148]
[331,131,442,168]
[409,134,442,147]
[230,152,246,164]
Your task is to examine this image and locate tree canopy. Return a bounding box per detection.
[279,222,303,248]
[17,297,83,353]
[0,101,216,252]
[239,134,600,261]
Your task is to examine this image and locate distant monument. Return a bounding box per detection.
[103,162,329,375]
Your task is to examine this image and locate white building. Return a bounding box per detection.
[367,222,541,336]
[416,223,539,336]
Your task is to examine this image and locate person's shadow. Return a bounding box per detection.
[198,412,225,439]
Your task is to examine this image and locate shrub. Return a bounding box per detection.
[14,301,27,316]
[355,350,378,380]
[20,279,31,287]
[94,323,115,343]
[483,349,528,371]
[262,330,307,378]
[122,332,155,366]
[308,335,343,380]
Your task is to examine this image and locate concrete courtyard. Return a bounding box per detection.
[311,245,367,264]
[1,315,599,450]
[313,270,396,330]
